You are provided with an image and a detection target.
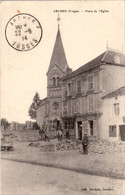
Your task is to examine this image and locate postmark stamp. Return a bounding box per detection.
[5,13,43,51]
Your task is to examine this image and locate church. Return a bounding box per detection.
[36,17,125,141]
[36,19,72,137]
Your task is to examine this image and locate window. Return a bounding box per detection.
[57,77,60,86]
[63,102,67,116]
[89,121,93,135]
[88,74,94,90]
[88,95,93,112]
[67,83,72,96]
[77,98,82,114]
[68,100,72,116]
[114,103,119,116]
[73,100,77,114]
[53,77,56,86]
[64,122,68,129]
[64,121,75,130]
[109,126,116,137]
[77,79,81,93]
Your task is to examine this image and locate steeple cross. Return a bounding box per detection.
[57,13,61,28]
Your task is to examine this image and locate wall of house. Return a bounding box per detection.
[100,95,125,141]
[62,67,101,116]
[36,104,46,128]
[100,65,125,95]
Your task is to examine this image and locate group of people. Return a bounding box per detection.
[39,124,89,154]
[57,128,70,141]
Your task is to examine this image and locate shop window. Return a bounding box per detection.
[64,121,75,130]
[109,125,116,137]
[88,74,94,90]
[114,103,119,116]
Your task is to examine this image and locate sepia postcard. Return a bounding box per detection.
[0,1,125,194]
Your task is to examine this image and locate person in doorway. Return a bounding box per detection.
[82,133,89,154]
[66,129,70,140]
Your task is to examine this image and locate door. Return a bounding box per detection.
[119,125,125,141]
[78,121,82,140]
[89,120,93,136]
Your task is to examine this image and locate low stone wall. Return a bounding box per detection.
[11,130,40,142]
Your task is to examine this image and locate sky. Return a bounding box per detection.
[0,1,125,123]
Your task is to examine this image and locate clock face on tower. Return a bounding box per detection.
[53,101,59,110]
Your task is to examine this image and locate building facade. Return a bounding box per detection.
[61,51,125,140]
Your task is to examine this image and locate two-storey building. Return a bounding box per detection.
[61,50,125,140]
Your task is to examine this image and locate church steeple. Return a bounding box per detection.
[47,16,68,74]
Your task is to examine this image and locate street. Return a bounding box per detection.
[1,159,125,195]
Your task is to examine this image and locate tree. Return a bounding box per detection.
[1,118,10,130]
[28,92,40,119]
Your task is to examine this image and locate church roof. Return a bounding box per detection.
[47,27,68,74]
[62,49,125,79]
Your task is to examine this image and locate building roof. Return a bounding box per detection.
[37,97,48,109]
[102,86,125,99]
[47,27,68,74]
[62,49,125,80]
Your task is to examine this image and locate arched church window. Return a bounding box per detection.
[53,77,56,86]
[57,77,60,86]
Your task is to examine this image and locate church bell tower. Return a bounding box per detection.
[46,14,69,122]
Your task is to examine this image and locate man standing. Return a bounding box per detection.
[58,129,62,141]
[45,129,49,142]
[82,133,89,154]
[39,128,44,141]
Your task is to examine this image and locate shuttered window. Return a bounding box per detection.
[88,74,94,90]
[114,103,120,116]
[88,95,93,112]
[77,79,82,93]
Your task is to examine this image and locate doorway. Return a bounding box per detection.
[119,125,125,141]
[89,121,93,136]
[77,121,82,140]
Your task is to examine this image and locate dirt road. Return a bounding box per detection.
[1,159,124,195]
